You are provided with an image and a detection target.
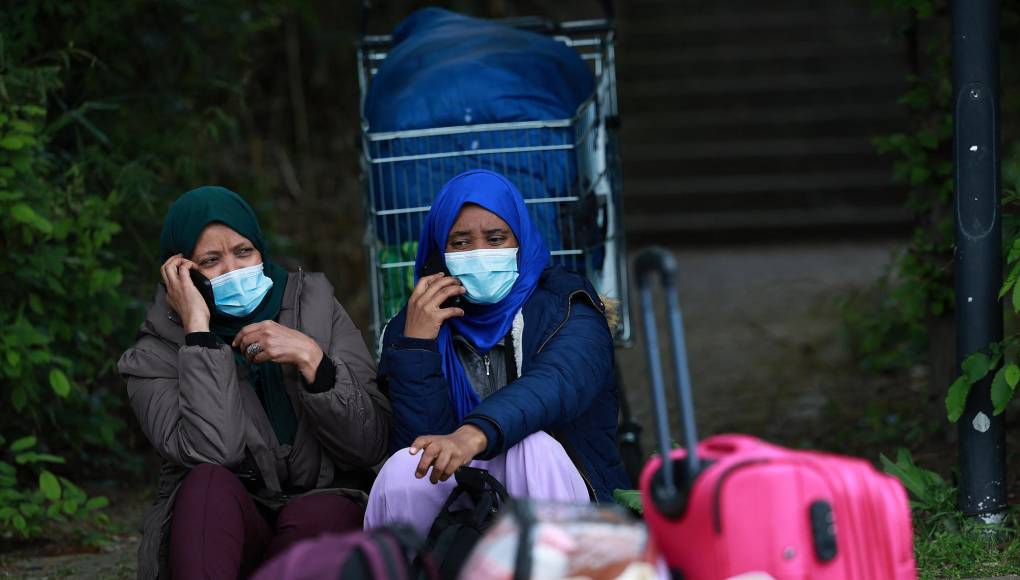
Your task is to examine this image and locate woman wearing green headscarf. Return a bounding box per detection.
[118,186,391,579]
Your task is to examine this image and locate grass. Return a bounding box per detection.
[914,514,1020,579]
[882,448,1020,578]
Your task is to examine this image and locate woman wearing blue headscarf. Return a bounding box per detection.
[363,170,630,536]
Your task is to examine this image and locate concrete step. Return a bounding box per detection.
[621,139,889,177]
[620,10,897,33]
[619,103,902,141]
[623,205,913,236]
[621,171,896,201]
[621,103,902,130]
[618,39,903,69]
[624,71,907,98]
[622,72,906,111]
[623,157,892,180]
[619,21,900,47]
[618,51,905,81]
[624,138,874,159]
[624,194,908,218]
[620,0,869,12]
[613,0,910,236]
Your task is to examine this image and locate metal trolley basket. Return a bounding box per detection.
[357,5,630,347]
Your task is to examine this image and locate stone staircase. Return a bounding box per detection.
[615,0,913,240]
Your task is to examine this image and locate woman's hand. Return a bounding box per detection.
[403,273,466,340]
[161,254,210,333]
[232,321,324,382]
[409,425,488,484]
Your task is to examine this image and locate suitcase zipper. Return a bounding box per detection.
[711,458,771,533]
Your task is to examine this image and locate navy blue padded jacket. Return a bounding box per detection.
[378,266,630,503]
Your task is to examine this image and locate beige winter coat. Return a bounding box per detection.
[118,271,391,579]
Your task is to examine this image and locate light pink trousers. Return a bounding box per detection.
[364,431,589,537]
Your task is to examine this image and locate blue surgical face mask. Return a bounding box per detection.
[209,263,274,317]
[444,248,519,305]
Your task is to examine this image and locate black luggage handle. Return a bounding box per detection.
[634,247,701,518]
[453,466,509,502]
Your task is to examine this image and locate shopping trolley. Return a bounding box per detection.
[357,2,630,348]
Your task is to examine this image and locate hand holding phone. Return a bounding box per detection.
[189,269,216,313]
[159,254,214,332]
[404,253,467,340]
[420,252,462,309]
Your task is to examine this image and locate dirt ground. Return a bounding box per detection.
[616,240,1019,479]
[2,239,1017,579]
[618,239,911,450]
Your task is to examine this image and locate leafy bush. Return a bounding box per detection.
[0,34,129,539]
[882,449,1020,578]
[881,448,956,519]
[845,0,954,376]
[0,435,109,540]
[2,0,303,448]
[1,0,357,545]
[860,0,1020,421]
[0,45,132,452]
[943,143,1020,419]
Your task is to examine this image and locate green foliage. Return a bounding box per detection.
[838,266,928,373]
[881,449,955,518]
[612,488,643,515]
[0,0,310,457]
[0,52,129,441]
[947,316,1020,421]
[847,0,955,375]
[881,448,1020,578]
[949,171,1020,418]
[0,0,308,546]
[860,1,1020,420]
[0,434,109,540]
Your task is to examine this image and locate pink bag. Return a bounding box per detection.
[633,249,916,580]
[639,435,916,579]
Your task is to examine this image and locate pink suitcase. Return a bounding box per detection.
[632,248,916,580]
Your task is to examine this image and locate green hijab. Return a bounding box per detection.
[160,186,297,446]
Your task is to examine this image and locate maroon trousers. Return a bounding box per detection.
[169,463,364,579]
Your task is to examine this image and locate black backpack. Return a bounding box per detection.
[420,466,510,579]
[338,525,436,580]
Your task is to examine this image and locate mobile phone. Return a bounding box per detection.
[189,268,216,312]
[420,252,462,309]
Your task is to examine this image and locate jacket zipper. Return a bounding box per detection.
[536,289,600,502]
[483,354,491,376]
[294,267,305,322]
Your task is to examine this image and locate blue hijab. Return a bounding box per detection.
[415,170,550,422]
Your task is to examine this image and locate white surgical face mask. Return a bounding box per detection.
[444,248,519,304]
[210,263,273,317]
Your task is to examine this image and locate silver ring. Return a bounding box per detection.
[246,342,262,357]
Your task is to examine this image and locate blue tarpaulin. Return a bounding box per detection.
[366,7,594,132]
[365,8,595,256]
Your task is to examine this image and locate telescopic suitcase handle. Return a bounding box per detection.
[634,247,701,519]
